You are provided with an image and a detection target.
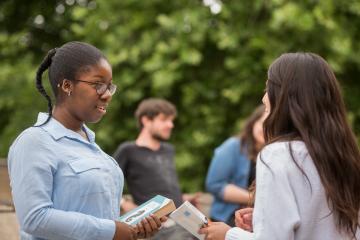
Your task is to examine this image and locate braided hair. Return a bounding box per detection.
[35,41,106,126]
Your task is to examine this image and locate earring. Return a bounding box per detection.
[68,91,71,96]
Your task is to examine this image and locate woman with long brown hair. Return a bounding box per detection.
[200,52,360,239]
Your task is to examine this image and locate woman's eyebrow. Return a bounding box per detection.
[91,75,112,82]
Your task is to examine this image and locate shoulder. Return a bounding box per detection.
[114,141,136,156]
[10,126,51,150]
[118,141,136,150]
[8,126,55,162]
[215,137,240,152]
[259,141,308,168]
[225,137,241,146]
[161,142,175,151]
[220,137,240,148]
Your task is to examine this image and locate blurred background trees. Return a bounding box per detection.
[1,0,360,191]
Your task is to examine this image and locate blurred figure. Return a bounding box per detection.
[205,105,265,226]
[113,98,195,240]
[200,52,360,240]
[8,42,161,240]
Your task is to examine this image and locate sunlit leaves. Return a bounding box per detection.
[1,0,360,191]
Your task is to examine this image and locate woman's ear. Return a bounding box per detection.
[61,79,73,96]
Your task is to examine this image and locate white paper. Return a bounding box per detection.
[170,201,207,240]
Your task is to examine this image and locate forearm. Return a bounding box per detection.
[20,207,115,240]
[222,184,251,204]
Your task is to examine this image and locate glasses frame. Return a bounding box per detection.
[74,79,117,95]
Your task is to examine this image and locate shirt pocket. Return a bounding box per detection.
[66,157,109,197]
[68,159,101,173]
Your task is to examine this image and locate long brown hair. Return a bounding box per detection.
[264,52,360,238]
[239,105,265,162]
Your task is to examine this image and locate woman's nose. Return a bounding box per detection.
[100,89,112,101]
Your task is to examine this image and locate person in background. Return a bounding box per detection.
[199,52,360,240]
[8,41,162,240]
[205,105,265,227]
[113,98,196,240]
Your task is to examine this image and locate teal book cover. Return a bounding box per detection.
[118,195,174,225]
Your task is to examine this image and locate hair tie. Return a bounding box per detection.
[49,47,57,57]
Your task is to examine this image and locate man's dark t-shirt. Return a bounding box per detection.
[113,142,183,207]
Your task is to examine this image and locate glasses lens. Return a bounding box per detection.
[96,84,108,95]
[109,84,117,95]
[96,83,117,95]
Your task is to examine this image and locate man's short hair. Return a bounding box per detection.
[135,98,177,128]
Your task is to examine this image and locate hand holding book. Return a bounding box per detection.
[118,195,175,226]
[170,201,208,240]
[118,195,211,240]
[117,195,174,239]
[114,215,162,240]
[198,222,231,240]
[113,221,137,240]
[235,208,253,232]
[134,214,162,239]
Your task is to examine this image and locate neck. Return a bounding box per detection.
[135,130,161,151]
[52,105,83,133]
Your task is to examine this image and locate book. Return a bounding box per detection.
[118,195,176,226]
[169,201,207,240]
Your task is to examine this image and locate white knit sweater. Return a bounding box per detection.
[225,141,359,240]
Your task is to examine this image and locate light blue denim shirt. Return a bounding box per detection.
[206,137,251,222]
[8,113,124,240]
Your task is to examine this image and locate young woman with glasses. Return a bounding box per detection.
[8,41,163,240]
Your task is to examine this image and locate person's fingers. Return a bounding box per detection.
[130,226,138,240]
[235,210,241,218]
[160,216,168,222]
[142,217,153,238]
[199,227,210,240]
[198,226,208,234]
[147,216,159,233]
[135,222,145,239]
[237,208,253,215]
[150,214,162,228]
[243,213,252,224]
[236,213,245,225]
[206,233,212,240]
[235,208,254,230]
[243,212,252,219]
[235,218,241,228]
[236,219,249,230]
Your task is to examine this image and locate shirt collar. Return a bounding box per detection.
[35,112,96,143]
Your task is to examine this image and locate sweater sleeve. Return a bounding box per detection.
[251,144,301,240]
[226,227,254,240]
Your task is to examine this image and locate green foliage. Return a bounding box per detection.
[1,0,360,191]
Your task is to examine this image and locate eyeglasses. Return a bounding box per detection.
[74,79,117,95]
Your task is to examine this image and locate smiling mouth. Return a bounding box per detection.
[96,106,107,113]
